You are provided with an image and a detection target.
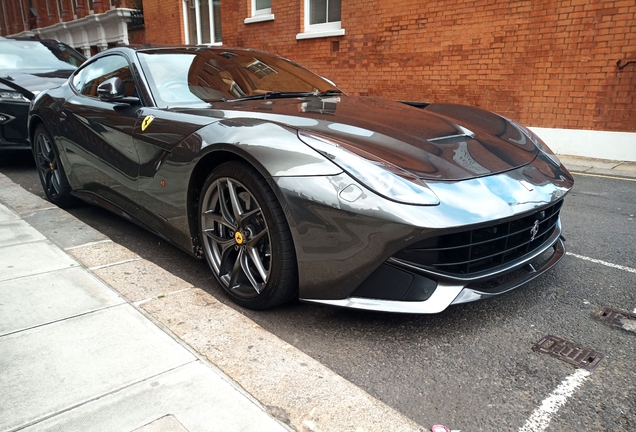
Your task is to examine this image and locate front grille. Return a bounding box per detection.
[394,201,563,276]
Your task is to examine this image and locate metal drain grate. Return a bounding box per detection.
[596,307,636,331]
[532,335,605,372]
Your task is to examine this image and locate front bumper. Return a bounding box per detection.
[274,153,573,313]
[0,101,30,150]
[304,226,565,313]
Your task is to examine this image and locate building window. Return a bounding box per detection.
[183,0,222,45]
[244,0,274,24]
[297,0,344,40]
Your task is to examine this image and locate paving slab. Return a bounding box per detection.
[0,180,56,214]
[0,204,19,222]
[93,259,193,302]
[68,240,140,269]
[0,266,124,336]
[141,288,424,432]
[22,206,108,249]
[21,361,289,432]
[0,219,45,247]
[0,240,78,282]
[0,304,195,431]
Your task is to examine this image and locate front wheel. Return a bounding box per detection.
[198,162,298,309]
[33,124,76,208]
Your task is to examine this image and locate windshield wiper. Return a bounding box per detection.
[227,89,342,102]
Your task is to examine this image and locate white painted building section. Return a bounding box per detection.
[11,9,136,58]
[530,127,636,162]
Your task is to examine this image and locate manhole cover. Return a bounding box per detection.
[596,307,636,333]
[532,335,605,372]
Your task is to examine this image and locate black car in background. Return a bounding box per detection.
[0,37,85,151]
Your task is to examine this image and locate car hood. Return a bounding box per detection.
[0,70,73,94]
[190,96,541,181]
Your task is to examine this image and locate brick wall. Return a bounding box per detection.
[221,0,636,132]
[141,0,185,44]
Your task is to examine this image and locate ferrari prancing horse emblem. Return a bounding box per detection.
[529,220,540,241]
[141,115,155,131]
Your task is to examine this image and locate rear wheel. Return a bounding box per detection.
[33,124,76,208]
[199,162,297,309]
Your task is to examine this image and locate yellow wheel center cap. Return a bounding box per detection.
[49,162,54,170]
[234,231,244,245]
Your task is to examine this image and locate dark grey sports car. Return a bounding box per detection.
[28,46,573,313]
[0,37,85,150]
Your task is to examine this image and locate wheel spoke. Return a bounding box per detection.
[217,180,237,227]
[237,207,261,226]
[228,249,244,289]
[202,210,233,230]
[203,229,235,249]
[246,246,269,284]
[227,179,244,223]
[246,226,268,247]
[44,171,54,195]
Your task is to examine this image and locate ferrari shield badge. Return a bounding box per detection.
[141,115,155,131]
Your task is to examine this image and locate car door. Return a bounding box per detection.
[61,54,143,216]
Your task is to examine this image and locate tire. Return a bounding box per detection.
[198,161,298,309]
[33,124,76,208]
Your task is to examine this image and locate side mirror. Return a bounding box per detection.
[97,77,140,105]
[97,77,126,102]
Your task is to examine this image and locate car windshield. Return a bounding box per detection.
[0,39,85,73]
[138,48,340,107]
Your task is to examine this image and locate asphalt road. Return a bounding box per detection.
[2,150,635,431]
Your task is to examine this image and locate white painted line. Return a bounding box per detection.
[88,257,142,271]
[65,239,113,250]
[566,252,636,274]
[518,369,590,432]
[134,287,194,307]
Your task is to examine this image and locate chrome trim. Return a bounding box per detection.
[301,284,465,314]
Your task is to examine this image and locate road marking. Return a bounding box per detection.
[571,171,636,182]
[518,369,590,432]
[566,252,636,274]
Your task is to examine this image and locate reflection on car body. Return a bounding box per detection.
[28,46,574,313]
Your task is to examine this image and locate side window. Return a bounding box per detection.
[79,55,136,99]
[71,64,91,91]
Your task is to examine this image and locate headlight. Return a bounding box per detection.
[508,119,561,167]
[298,130,440,206]
[0,91,30,102]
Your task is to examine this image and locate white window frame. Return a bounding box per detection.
[296,0,345,40]
[183,0,222,46]
[244,0,274,24]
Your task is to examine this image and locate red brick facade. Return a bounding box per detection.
[3,0,634,132]
[221,0,636,132]
[142,0,185,44]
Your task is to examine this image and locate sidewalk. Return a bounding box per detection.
[0,179,291,431]
[559,155,636,179]
[0,173,425,432]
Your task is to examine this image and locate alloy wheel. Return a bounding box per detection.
[200,177,272,299]
[35,131,63,199]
